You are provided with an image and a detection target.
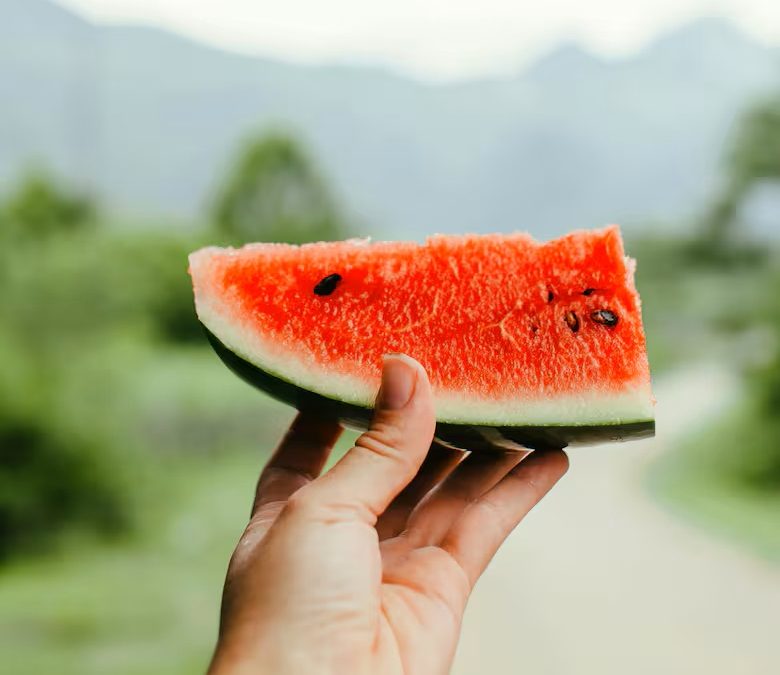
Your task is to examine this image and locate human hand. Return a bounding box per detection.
[208,355,568,675]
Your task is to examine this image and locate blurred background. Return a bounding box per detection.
[1,0,778,673]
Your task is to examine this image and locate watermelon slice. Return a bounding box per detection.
[189,226,654,450]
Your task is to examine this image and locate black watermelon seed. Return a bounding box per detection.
[591,309,619,327]
[547,290,555,303]
[314,273,342,296]
[582,288,596,296]
[565,311,580,333]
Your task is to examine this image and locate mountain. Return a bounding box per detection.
[1,1,779,238]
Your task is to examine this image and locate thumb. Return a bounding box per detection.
[300,355,436,522]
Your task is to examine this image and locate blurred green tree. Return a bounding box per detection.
[697,94,780,260]
[212,132,347,244]
[0,410,129,559]
[702,93,780,488]
[2,170,95,242]
[0,174,134,558]
[745,260,780,488]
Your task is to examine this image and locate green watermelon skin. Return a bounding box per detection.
[206,330,654,451]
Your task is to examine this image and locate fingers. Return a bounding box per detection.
[375,440,465,541]
[403,448,528,546]
[440,449,569,585]
[298,355,436,523]
[251,412,343,516]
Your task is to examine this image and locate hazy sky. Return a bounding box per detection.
[57,0,780,80]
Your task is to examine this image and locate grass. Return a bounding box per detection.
[0,451,254,675]
[647,403,780,564]
[0,431,357,675]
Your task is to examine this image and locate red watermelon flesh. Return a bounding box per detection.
[189,226,653,430]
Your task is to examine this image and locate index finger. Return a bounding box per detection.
[252,411,343,516]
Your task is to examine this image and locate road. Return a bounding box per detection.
[452,366,780,675]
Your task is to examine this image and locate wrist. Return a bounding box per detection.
[208,637,335,675]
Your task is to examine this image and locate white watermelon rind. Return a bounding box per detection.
[204,328,654,450]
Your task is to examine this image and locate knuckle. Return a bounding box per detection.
[507,468,545,499]
[363,417,406,447]
[318,499,377,525]
[474,495,514,536]
[285,488,375,525]
[355,425,412,467]
[282,485,317,518]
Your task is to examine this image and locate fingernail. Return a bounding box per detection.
[377,354,418,410]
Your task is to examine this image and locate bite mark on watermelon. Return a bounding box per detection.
[189,226,654,438]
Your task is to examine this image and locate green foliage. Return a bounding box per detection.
[0,415,129,559]
[739,395,780,488]
[721,97,780,487]
[0,174,202,557]
[77,230,205,344]
[680,91,780,492]
[212,132,347,244]
[697,94,780,257]
[743,262,780,487]
[0,320,134,559]
[0,182,130,556]
[2,229,201,354]
[2,170,95,242]
[143,237,206,343]
[728,94,780,186]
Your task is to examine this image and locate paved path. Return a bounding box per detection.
[452,366,780,675]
